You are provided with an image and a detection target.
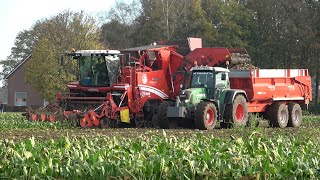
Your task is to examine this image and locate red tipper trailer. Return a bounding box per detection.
[229,69,312,127]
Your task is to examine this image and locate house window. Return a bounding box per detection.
[14,92,27,106]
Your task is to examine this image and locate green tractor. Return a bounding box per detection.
[157,66,249,130]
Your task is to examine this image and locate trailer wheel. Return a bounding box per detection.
[195,102,217,130]
[287,103,302,127]
[268,103,288,128]
[224,95,248,127]
[157,101,177,129]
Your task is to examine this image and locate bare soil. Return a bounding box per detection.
[0,121,319,142]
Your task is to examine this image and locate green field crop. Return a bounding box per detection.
[0,113,319,179]
[0,113,77,130]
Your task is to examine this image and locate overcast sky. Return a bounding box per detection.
[0,0,116,61]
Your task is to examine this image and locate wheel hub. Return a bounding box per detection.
[280,110,287,124]
[293,110,299,122]
[235,104,244,122]
[205,109,214,126]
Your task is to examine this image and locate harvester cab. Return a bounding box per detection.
[26,49,122,122]
[65,49,121,88]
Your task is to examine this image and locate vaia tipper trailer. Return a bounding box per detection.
[158,66,312,130]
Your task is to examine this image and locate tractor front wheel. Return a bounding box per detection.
[195,102,217,130]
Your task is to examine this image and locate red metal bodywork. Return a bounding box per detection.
[229,69,312,113]
[100,46,183,124]
[79,45,251,127]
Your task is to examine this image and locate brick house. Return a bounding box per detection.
[6,54,46,108]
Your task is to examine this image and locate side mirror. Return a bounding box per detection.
[221,73,227,80]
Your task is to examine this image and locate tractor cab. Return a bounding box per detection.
[180,66,230,105]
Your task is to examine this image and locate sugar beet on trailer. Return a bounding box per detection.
[229,69,312,128]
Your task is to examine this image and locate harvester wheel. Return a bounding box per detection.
[135,116,145,128]
[224,95,248,127]
[157,101,177,129]
[99,118,118,128]
[151,114,159,128]
[195,101,217,130]
[100,117,110,129]
[287,103,302,127]
[268,102,288,128]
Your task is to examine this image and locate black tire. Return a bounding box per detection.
[259,112,269,120]
[100,117,109,129]
[194,102,217,130]
[220,121,230,129]
[151,114,159,128]
[224,95,249,127]
[157,101,177,129]
[100,117,118,128]
[268,102,288,128]
[134,116,145,128]
[287,103,302,127]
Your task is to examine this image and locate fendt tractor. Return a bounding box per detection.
[158,66,312,130]
[26,49,121,121]
[78,38,252,128]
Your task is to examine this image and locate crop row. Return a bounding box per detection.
[0,113,77,130]
[1,112,320,130]
[0,131,319,179]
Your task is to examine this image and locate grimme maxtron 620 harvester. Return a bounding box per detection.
[78,38,252,128]
[26,49,121,122]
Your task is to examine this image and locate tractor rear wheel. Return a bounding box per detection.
[194,102,217,130]
[157,101,177,129]
[287,103,302,127]
[224,95,248,127]
[268,102,288,128]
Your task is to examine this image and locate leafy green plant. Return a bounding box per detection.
[0,113,77,130]
[0,113,319,179]
[0,130,319,179]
